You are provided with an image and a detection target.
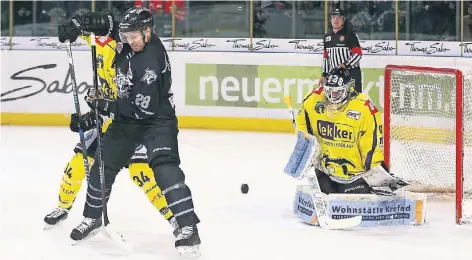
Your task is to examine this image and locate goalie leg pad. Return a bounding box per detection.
[293,185,321,226]
[293,185,428,227]
[284,131,320,179]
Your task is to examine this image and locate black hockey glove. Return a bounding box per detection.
[87,99,111,116]
[71,11,115,36]
[57,21,81,43]
[70,110,99,132]
[85,87,112,116]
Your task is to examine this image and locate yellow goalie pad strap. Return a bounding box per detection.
[128,163,174,220]
[58,152,94,209]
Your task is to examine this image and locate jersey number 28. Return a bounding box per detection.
[136,94,151,109]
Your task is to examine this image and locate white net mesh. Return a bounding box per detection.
[385,66,472,224]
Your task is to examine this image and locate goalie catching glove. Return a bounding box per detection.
[361,163,410,196]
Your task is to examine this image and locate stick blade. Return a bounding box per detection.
[101,224,133,253]
[284,96,293,107]
[318,215,362,230]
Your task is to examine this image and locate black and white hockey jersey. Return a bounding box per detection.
[109,34,175,122]
[322,26,362,77]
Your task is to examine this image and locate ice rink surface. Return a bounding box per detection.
[1,126,471,260]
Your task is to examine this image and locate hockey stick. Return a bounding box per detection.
[89,33,132,252]
[283,96,362,230]
[65,41,91,180]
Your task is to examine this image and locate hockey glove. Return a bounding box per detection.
[87,99,111,116]
[85,88,111,116]
[71,11,115,36]
[57,21,81,43]
[70,110,99,133]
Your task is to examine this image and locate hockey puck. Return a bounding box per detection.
[241,184,249,194]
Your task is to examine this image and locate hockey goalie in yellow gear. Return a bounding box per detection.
[44,33,176,233]
[289,68,424,228]
[294,67,384,193]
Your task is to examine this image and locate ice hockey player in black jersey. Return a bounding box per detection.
[69,7,201,257]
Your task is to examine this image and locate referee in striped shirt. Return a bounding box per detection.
[320,8,363,93]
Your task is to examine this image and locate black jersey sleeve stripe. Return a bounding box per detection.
[364,115,378,171]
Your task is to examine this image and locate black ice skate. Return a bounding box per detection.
[70,217,102,244]
[175,225,201,257]
[43,207,69,229]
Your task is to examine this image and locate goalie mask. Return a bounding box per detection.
[323,68,355,109]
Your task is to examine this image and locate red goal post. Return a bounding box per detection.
[383,65,469,224]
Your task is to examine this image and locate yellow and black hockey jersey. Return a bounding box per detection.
[295,87,384,183]
[80,35,130,131]
[80,35,119,100]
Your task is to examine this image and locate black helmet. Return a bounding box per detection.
[330,8,345,17]
[119,7,154,33]
[324,67,355,107]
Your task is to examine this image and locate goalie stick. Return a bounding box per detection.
[284,96,362,230]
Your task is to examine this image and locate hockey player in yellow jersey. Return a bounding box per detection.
[294,67,385,193]
[44,15,177,234]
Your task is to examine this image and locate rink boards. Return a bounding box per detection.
[1,50,470,138]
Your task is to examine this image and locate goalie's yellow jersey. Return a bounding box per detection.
[295,87,384,183]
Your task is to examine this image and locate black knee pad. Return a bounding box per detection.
[315,169,338,194]
[151,163,185,191]
[148,148,180,168]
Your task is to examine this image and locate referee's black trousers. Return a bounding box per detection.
[349,67,362,93]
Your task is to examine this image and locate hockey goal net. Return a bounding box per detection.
[384,65,472,224]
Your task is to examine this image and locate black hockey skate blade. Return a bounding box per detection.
[43,221,63,231]
[70,228,101,246]
[43,213,69,230]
